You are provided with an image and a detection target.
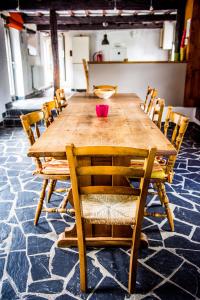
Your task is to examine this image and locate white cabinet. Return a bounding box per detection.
[72,36,89,90]
[161,21,175,50]
[72,36,89,63]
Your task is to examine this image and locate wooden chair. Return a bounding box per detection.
[141,86,157,112]
[42,99,66,202]
[56,88,68,110]
[145,88,158,114]
[82,59,89,94]
[149,98,165,129]
[93,85,118,94]
[141,85,151,111]
[42,99,60,128]
[20,111,72,225]
[130,107,189,231]
[66,144,156,293]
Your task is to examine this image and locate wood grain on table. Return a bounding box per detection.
[28,93,177,158]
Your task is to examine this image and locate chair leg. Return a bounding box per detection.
[47,180,57,203]
[34,179,48,226]
[61,187,73,209]
[128,228,140,294]
[155,182,174,231]
[77,234,87,292]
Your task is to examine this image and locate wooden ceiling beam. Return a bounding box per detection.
[0,0,182,11]
[37,23,163,31]
[23,14,176,24]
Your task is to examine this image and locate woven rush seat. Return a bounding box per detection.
[130,159,166,179]
[81,194,138,225]
[42,159,70,175]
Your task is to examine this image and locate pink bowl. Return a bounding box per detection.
[96,104,109,117]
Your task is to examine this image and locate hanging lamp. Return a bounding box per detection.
[102,34,109,45]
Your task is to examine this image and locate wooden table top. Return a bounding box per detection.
[28,93,177,158]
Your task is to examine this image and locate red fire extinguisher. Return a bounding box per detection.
[93,51,103,62]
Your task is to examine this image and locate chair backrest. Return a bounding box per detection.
[42,99,59,127]
[20,111,44,169]
[82,59,89,94]
[20,111,44,146]
[56,89,67,110]
[93,85,118,94]
[164,107,189,153]
[66,144,156,230]
[149,98,165,129]
[145,88,158,114]
[144,85,152,106]
[56,88,65,101]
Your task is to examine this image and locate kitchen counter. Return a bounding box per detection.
[89,61,186,64]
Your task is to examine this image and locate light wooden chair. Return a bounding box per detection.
[82,59,89,94]
[42,99,60,128]
[56,89,68,110]
[141,85,152,111]
[66,144,156,293]
[130,107,189,231]
[148,98,165,129]
[141,86,157,112]
[42,99,66,202]
[145,88,158,114]
[93,85,118,94]
[20,111,72,225]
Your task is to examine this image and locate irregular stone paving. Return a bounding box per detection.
[0,127,200,300]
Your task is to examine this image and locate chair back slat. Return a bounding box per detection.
[74,146,149,158]
[77,166,145,177]
[35,123,41,139]
[79,185,140,196]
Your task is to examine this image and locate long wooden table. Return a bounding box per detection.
[28,93,177,247]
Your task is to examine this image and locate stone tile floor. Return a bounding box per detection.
[0,127,200,299]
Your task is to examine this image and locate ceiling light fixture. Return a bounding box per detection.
[149,0,154,11]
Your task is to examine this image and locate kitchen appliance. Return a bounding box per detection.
[72,36,89,91]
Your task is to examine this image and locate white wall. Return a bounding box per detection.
[92,29,169,61]
[67,29,169,62]
[63,29,171,90]
[89,62,187,106]
[0,19,11,121]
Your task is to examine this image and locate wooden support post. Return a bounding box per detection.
[184,0,200,107]
[50,9,60,94]
[174,1,186,60]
